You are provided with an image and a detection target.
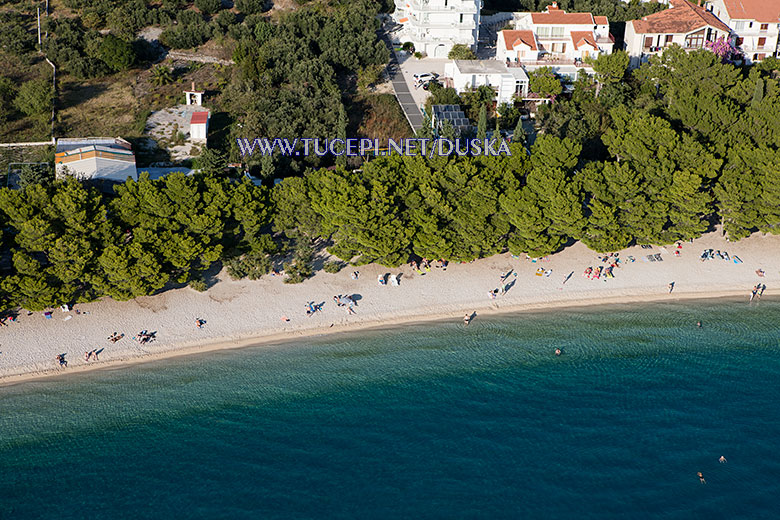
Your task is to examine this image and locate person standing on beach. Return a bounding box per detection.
[750,286,757,302]
[668,282,675,294]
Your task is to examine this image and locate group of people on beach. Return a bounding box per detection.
[84,349,100,362]
[410,258,447,274]
[306,301,324,317]
[134,330,156,345]
[377,273,401,286]
[488,270,517,300]
[749,284,767,302]
[332,295,357,315]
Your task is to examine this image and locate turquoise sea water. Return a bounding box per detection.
[2,300,780,519]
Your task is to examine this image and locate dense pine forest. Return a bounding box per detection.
[1,0,779,312]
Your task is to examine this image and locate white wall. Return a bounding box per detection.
[56,159,138,183]
[191,123,208,140]
[444,62,527,103]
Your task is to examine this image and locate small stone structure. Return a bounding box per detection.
[183,81,204,106]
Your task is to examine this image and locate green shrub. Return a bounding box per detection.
[283,261,312,284]
[323,261,342,274]
[448,44,476,60]
[235,0,268,15]
[14,79,52,117]
[226,252,271,280]
[195,0,221,15]
[189,278,208,291]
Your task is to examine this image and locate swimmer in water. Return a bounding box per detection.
[697,471,706,484]
[719,456,727,463]
[555,348,562,356]
[696,321,702,328]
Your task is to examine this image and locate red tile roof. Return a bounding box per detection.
[721,0,780,23]
[191,112,209,125]
[571,31,598,50]
[503,30,538,51]
[532,10,594,25]
[595,16,608,25]
[631,0,730,34]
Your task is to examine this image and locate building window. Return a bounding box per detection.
[665,35,673,45]
[685,31,705,49]
[644,36,653,49]
[734,21,746,31]
[758,53,766,60]
[551,42,566,53]
[550,27,564,38]
[761,23,769,31]
[736,37,744,46]
[758,37,766,48]
[537,27,550,38]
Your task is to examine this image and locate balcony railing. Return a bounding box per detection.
[507,58,588,67]
[407,0,479,13]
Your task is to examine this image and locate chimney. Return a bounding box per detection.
[191,81,196,91]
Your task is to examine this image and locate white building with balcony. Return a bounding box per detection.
[444,60,529,103]
[624,0,731,68]
[392,0,482,58]
[704,0,780,63]
[495,3,614,80]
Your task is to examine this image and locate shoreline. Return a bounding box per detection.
[0,288,764,387]
[1,229,777,387]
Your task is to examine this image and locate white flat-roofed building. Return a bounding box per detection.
[55,137,137,183]
[444,60,529,103]
[392,0,482,58]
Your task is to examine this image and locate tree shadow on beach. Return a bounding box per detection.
[503,279,517,294]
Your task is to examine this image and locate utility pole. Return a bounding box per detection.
[37,7,41,46]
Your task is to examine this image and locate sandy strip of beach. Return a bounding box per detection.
[1,230,778,385]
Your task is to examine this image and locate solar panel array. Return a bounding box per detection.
[431,105,471,133]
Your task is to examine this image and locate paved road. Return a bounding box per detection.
[381,34,424,133]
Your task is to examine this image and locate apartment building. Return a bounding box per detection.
[624,0,731,67]
[392,0,482,58]
[495,2,614,80]
[705,0,780,63]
